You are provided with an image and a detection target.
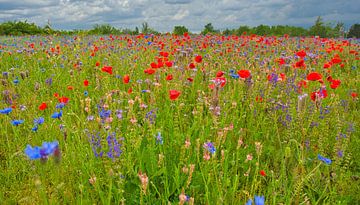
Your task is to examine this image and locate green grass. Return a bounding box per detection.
[0,35,359,204]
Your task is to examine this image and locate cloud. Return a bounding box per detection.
[0,0,358,32]
[164,0,193,4]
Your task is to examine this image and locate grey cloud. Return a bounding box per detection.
[0,0,359,32]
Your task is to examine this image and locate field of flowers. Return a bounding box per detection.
[0,34,359,204]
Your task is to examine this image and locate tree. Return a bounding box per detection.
[236,26,250,36]
[201,23,219,35]
[309,16,327,37]
[173,25,189,35]
[348,24,360,38]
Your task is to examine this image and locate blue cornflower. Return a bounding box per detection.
[55,103,65,109]
[34,117,45,125]
[254,195,265,205]
[230,73,239,79]
[11,120,24,126]
[0,107,12,114]
[51,110,63,119]
[204,142,216,154]
[84,91,88,96]
[155,132,163,145]
[318,154,332,165]
[32,125,38,132]
[99,109,111,119]
[24,141,59,160]
[13,78,19,84]
[245,199,253,205]
[24,145,41,159]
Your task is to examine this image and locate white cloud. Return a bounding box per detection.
[0,0,359,31]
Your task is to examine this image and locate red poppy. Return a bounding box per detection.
[58,96,69,104]
[351,92,358,99]
[166,74,173,81]
[260,170,266,176]
[295,59,306,68]
[195,55,202,63]
[150,62,158,69]
[159,51,169,57]
[310,89,328,101]
[169,90,181,100]
[296,50,306,58]
[84,79,89,86]
[165,61,173,67]
[54,93,59,98]
[307,72,322,81]
[123,75,130,84]
[187,78,194,82]
[277,58,285,65]
[323,63,332,69]
[95,61,100,67]
[67,86,74,90]
[39,102,47,111]
[214,77,226,87]
[238,69,251,79]
[279,73,286,81]
[144,68,156,75]
[127,87,132,94]
[298,80,307,88]
[256,96,263,102]
[330,79,341,89]
[216,71,224,77]
[189,63,196,69]
[101,66,113,75]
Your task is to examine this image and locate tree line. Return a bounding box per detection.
[0,17,359,38]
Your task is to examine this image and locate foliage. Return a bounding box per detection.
[0,19,358,38]
[173,25,189,35]
[201,23,220,35]
[348,24,360,38]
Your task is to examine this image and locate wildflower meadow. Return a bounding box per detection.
[0,34,359,204]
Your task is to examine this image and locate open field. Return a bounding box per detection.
[0,34,359,204]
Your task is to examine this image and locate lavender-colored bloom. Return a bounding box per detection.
[115,110,123,120]
[87,115,95,121]
[0,107,12,114]
[88,131,103,157]
[106,132,123,159]
[45,78,52,86]
[318,154,332,165]
[337,150,343,158]
[155,132,163,145]
[145,109,157,124]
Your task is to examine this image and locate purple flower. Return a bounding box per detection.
[155,132,163,145]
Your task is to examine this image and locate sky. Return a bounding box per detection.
[0,0,359,32]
